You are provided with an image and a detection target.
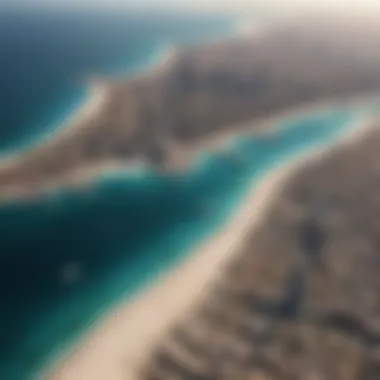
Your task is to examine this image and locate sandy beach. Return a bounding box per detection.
[167,91,380,166]
[43,156,290,380]
[43,109,374,380]
[0,35,178,187]
[3,9,380,380]
[0,92,376,205]
[1,12,380,202]
[0,80,110,165]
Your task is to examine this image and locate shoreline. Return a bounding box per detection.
[43,150,295,380]
[0,80,109,165]
[6,11,380,379]
[167,91,380,165]
[0,16,255,203]
[44,113,374,380]
[0,92,378,205]
[0,15,247,162]
[2,13,380,201]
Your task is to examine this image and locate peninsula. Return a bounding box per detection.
[46,10,380,380]
[139,116,380,380]
[2,13,380,198]
[49,115,380,380]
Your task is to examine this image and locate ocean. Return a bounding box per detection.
[0,8,369,380]
[0,8,236,153]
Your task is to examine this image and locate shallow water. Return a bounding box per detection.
[0,9,235,153]
[0,106,361,380]
[0,9,373,380]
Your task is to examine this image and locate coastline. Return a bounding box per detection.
[165,91,380,169]
[0,16,254,202]
[0,92,377,205]
[0,80,109,164]
[7,11,380,380]
[0,14,242,162]
[44,113,373,380]
[6,11,380,380]
[21,15,250,152]
[43,149,294,380]
[2,13,380,201]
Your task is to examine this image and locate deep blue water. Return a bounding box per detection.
[0,8,372,380]
[0,9,236,153]
[0,105,361,380]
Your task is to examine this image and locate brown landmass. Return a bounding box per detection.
[140,118,380,380]
[48,116,380,380]
[43,10,380,380]
[2,13,380,198]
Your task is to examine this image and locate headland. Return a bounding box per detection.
[39,11,380,380]
[2,14,380,200]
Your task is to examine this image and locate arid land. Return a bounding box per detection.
[1,14,380,198]
[37,9,380,380]
[48,114,380,380]
[137,117,380,380]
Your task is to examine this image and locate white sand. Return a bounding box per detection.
[33,79,110,143]
[0,79,109,167]
[43,158,293,380]
[44,109,376,380]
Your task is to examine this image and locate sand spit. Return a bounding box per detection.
[2,13,380,200]
[45,113,376,380]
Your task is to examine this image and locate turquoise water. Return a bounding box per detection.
[0,8,374,380]
[0,106,362,380]
[0,9,236,154]
[0,9,240,379]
